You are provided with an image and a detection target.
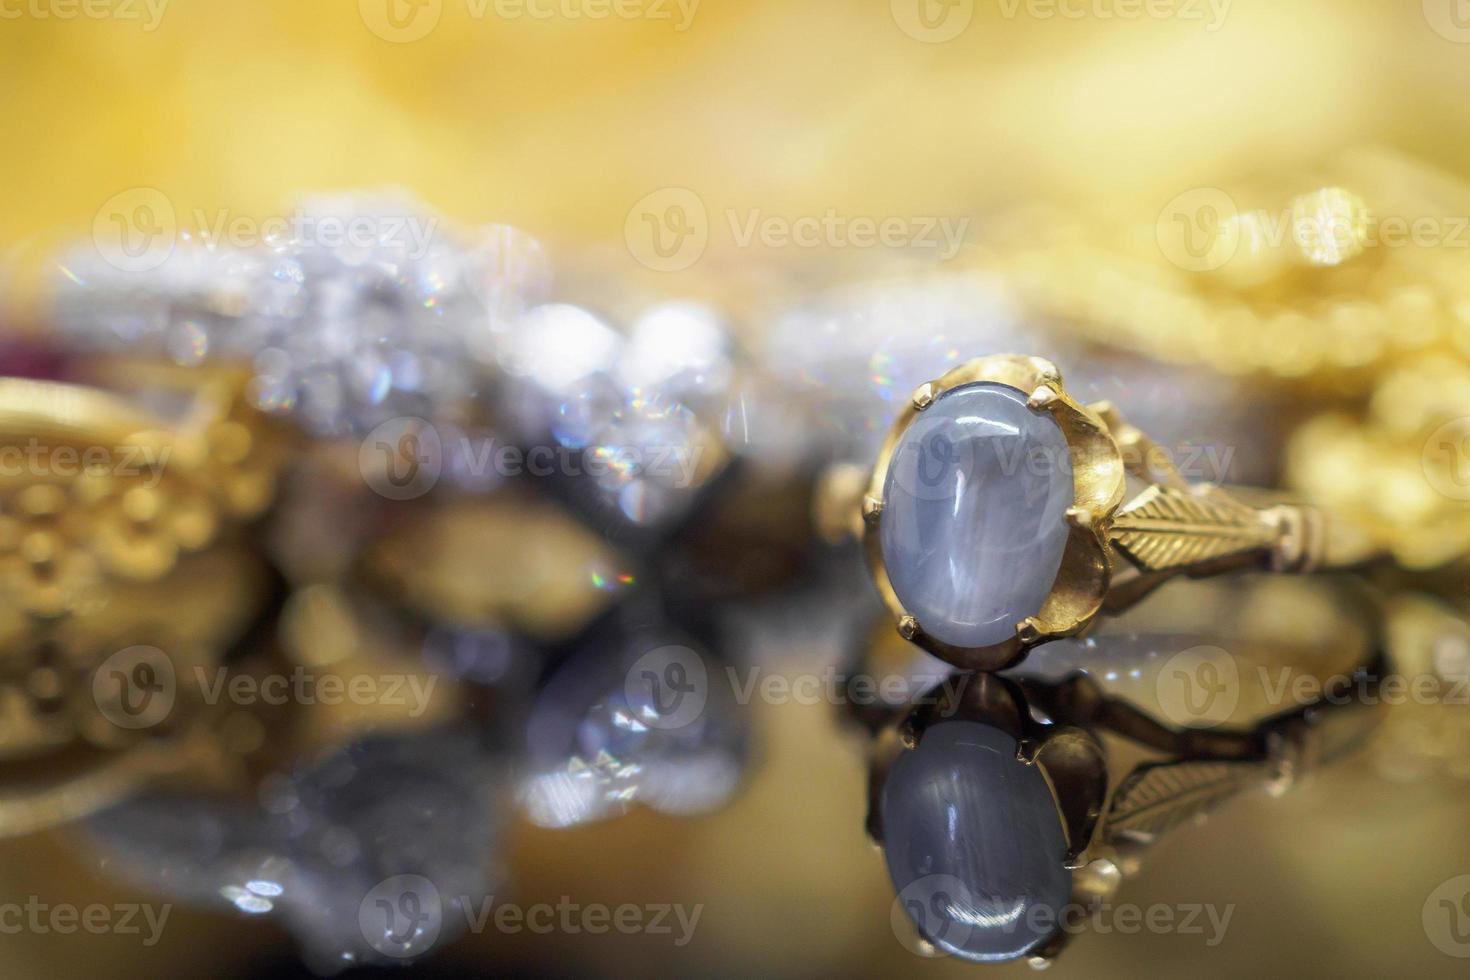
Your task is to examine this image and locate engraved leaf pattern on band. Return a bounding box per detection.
[1109,485,1278,572]
[1104,760,1262,841]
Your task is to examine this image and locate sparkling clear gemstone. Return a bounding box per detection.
[85,729,511,972]
[880,381,1073,649]
[505,302,725,530]
[52,191,548,436]
[520,634,746,828]
[883,720,1071,962]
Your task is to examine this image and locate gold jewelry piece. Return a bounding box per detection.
[844,354,1381,671]
[984,149,1470,387]
[364,492,631,644]
[0,372,277,833]
[976,148,1470,571]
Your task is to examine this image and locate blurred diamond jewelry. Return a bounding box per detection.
[48,194,744,533]
[50,190,549,437]
[519,614,747,829]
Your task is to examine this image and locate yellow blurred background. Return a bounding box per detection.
[4,2,1470,979]
[5,0,1470,282]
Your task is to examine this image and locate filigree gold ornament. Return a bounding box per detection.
[1104,759,1262,842]
[1109,486,1281,572]
[0,373,275,834]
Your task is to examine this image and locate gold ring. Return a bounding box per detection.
[837,353,1382,671]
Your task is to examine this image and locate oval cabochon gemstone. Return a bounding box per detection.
[883,720,1071,962]
[880,382,1074,649]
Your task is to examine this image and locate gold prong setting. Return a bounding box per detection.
[910,382,937,411]
[1027,384,1060,412]
[1016,618,1046,646]
[861,494,884,526]
[862,355,1125,671]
